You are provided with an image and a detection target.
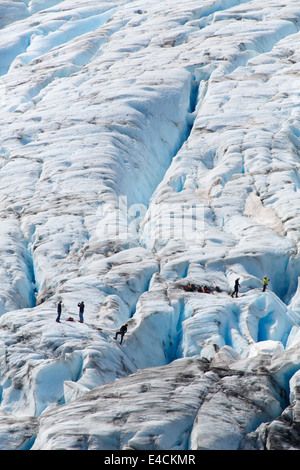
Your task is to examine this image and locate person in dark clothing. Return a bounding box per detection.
[78,301,85,323]
[114,323,128,344]
[231,278,240,298]
[56,300,62,323]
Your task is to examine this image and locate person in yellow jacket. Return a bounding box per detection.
[262,276,270,292]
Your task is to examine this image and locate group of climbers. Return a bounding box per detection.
[231,276,270,298]
[56,300,85,323]
[181,284,221,293]
[55,300,129,345]
[55,275,270,345]
[180,275,270,298]
[115,276,270,342]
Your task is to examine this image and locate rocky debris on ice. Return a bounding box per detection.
[30,354,285,450]
[0,411,37,450]
[241,385,300,450]
[31,343,300,450]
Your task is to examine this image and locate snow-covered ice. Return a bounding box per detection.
[0,0,300,450]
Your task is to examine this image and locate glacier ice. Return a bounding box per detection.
[0,0,300,450]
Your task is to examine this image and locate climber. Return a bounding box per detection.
[182,283,195,292]
[78,301,85,323]
[203,286,211,293]
[114,323,129,345]
[56,300,62,323]
[262,276,270,292]
[231,278,240,298]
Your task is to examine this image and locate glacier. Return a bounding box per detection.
[0,0,300,451]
